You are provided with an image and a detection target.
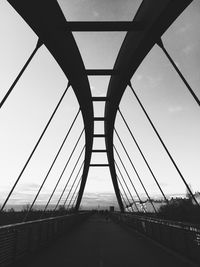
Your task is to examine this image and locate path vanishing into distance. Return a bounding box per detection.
[14,214,197,267]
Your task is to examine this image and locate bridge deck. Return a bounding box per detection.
[16,214,196,267]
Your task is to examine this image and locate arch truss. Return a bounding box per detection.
[2,0,198,214]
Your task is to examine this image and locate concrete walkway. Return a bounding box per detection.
[18,214,197,267]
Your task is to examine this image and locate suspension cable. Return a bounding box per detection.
[53,145,85,212]
[120,190,129,211]
[118,108,168,203]
[41,129,84,215]
[117,175,134,212]
[71,191,79,210]
[114,145,147,212]
[1,82,71,212]
[114,128,157,213]
[0,39,42,110]
[115,160,139,212]
[128,81,199,206]
[66,177,82,211]
[23,109,81,221]
[157,38,200,107]
[63,161,84,207]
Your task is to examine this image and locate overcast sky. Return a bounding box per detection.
[0,0,199,209]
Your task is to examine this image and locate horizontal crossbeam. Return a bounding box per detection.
[90,164,109,167]
[65,21,144,32]
[92,150,107,153]
[86,69,118,76]
[92,97,108,102]
[93,117,106,121]
[93,134,106,138]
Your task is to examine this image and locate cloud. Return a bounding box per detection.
[18,183,40,191]
[147,75,163,88]
[89,175,106,182]
[168,105,183,114]
[177,24,191,34]
[93,10,99,18]
[81,192,117,206]
[90,85,105,96]
[182,44,195,55]
[2,190,64,205]
[135,74,143,81]
[159,182,168,188]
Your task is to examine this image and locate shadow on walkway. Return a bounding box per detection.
[14,213,197,267]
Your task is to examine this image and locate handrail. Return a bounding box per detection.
[0,212,92,266]
[121,212,200,231]
[110,212,200,264]
[0,212,87,230]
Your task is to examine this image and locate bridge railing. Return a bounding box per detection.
[0,211,92,267]
[110,212,200,264]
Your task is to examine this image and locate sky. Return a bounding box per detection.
[0,0,199,210]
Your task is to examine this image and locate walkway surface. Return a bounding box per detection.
[18,214,196,267]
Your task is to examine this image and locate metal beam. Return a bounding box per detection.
[93,134,106,138]
[104,0,192,214]
[92,97,108,102]
[94,117,106,121]
[65,21,144,32]
[92,150,107,153]
[86,69,118,76]
[90,164,109,167]
[7,0,94,213]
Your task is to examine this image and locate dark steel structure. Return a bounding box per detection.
[5,0,197,213]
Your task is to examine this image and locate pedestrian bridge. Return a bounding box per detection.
[1,212,200,267]
[0,0,200,266]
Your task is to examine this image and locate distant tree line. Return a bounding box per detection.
[0,205,76,226]
[157,196,200,224]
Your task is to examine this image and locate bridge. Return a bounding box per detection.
[0,0,200,266]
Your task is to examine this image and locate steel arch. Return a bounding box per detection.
[7,0,193,212]
[7,0,95,210]
[104,0,193,208]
